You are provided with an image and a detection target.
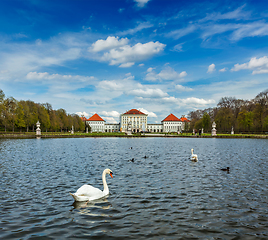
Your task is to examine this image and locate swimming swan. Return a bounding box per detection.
[190,148,198,162]
[70,168,113,202]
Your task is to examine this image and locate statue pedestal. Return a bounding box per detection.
[36,121,41,136]
[36,129,41,136]
[211,121,217,136]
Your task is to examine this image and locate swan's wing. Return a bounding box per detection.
[75,184,103,198]
[69,192,89,202]
[190,154,198,161]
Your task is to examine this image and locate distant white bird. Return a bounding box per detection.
[70,168,113,202]
[190,148,198,162]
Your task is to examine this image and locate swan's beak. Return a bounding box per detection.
[110,172,113,178]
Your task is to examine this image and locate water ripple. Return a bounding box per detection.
[0,138,268,239]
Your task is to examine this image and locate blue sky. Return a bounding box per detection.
[0,0,267,123]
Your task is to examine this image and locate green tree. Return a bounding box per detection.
[237,110,254,131]
[26,101,39,131]
[49,110,60,131]
[253,89,268,131]
[263,115,268,131]
[2,97,17,131]
[20,100,38,132]
[215,108,234,132]
[194,119,203,132]
[72,114,85,131]
[15,102,26,131]
[56,109,68,132]
[38,105,50,132]
[0,89,5,129]
[202,112,211,132]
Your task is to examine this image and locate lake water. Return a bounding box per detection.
[0,137,267,239]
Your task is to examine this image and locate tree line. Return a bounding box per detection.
[188,89,268,133]
[0,89,85,132]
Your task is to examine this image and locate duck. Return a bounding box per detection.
[129,158,134,162]
[70,168,113,202]
[190,148,198,162]
[143,155,148,159]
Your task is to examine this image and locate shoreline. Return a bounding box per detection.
[1,133,268,139]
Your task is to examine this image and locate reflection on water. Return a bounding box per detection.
[0,137,268,239]
[71,198,111,216]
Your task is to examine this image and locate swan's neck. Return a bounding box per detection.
[191,149,194,155]
[102,171,109,195]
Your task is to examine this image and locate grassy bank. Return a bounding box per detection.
[0,131,126,138]
[0,131,268,139]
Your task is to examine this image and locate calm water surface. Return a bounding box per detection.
[0,137,267,239]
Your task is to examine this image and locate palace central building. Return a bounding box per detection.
[120,109,147,133]
[84,109,190,133]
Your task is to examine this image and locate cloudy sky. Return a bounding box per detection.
[0,0,267,123]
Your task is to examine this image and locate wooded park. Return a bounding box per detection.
[0,89,84,133]
[0,88,268,134]
[188,89,268,133]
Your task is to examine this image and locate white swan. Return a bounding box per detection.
[190,148,198,162]
[70,168,113,202]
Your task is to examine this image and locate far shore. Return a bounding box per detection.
[1,132,268,139]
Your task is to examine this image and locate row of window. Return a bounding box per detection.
[164,122,182,125]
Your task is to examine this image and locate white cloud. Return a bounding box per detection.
[24,71,97,94]
[207,63,216,73]
[102,41,165,66]
[99,111,120,118]
[175,85,193,92]
[136,95,215,108]
[97,74,137,94]
[219,67,227,72]
[147,67,154,72]
[76,111,90,117]
[134,0,150,8]
[118,22,153,35]
[102,117,117,123]
[98,80,125,91]
[166,6,268,43]
[26,72,95,82]
[180,97,215,105]
[145,66,187,81]
[128,88,169,98]
[173,43,184,52]
[119,62,135,68]
[90,36,129,52]
[231,56,268,74]
[138,108,157,117]
[230,21,268,41]
[199,5,250,22]
[252,69,268,74]
[166,25,197,39]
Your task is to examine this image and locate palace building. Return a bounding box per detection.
[83,109,190,133]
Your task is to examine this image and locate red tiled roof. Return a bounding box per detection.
[162,113,181,122]
[87,113,105,121]
[180,117,190,122]
[80,117,87,121]
[123,109,146,115]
